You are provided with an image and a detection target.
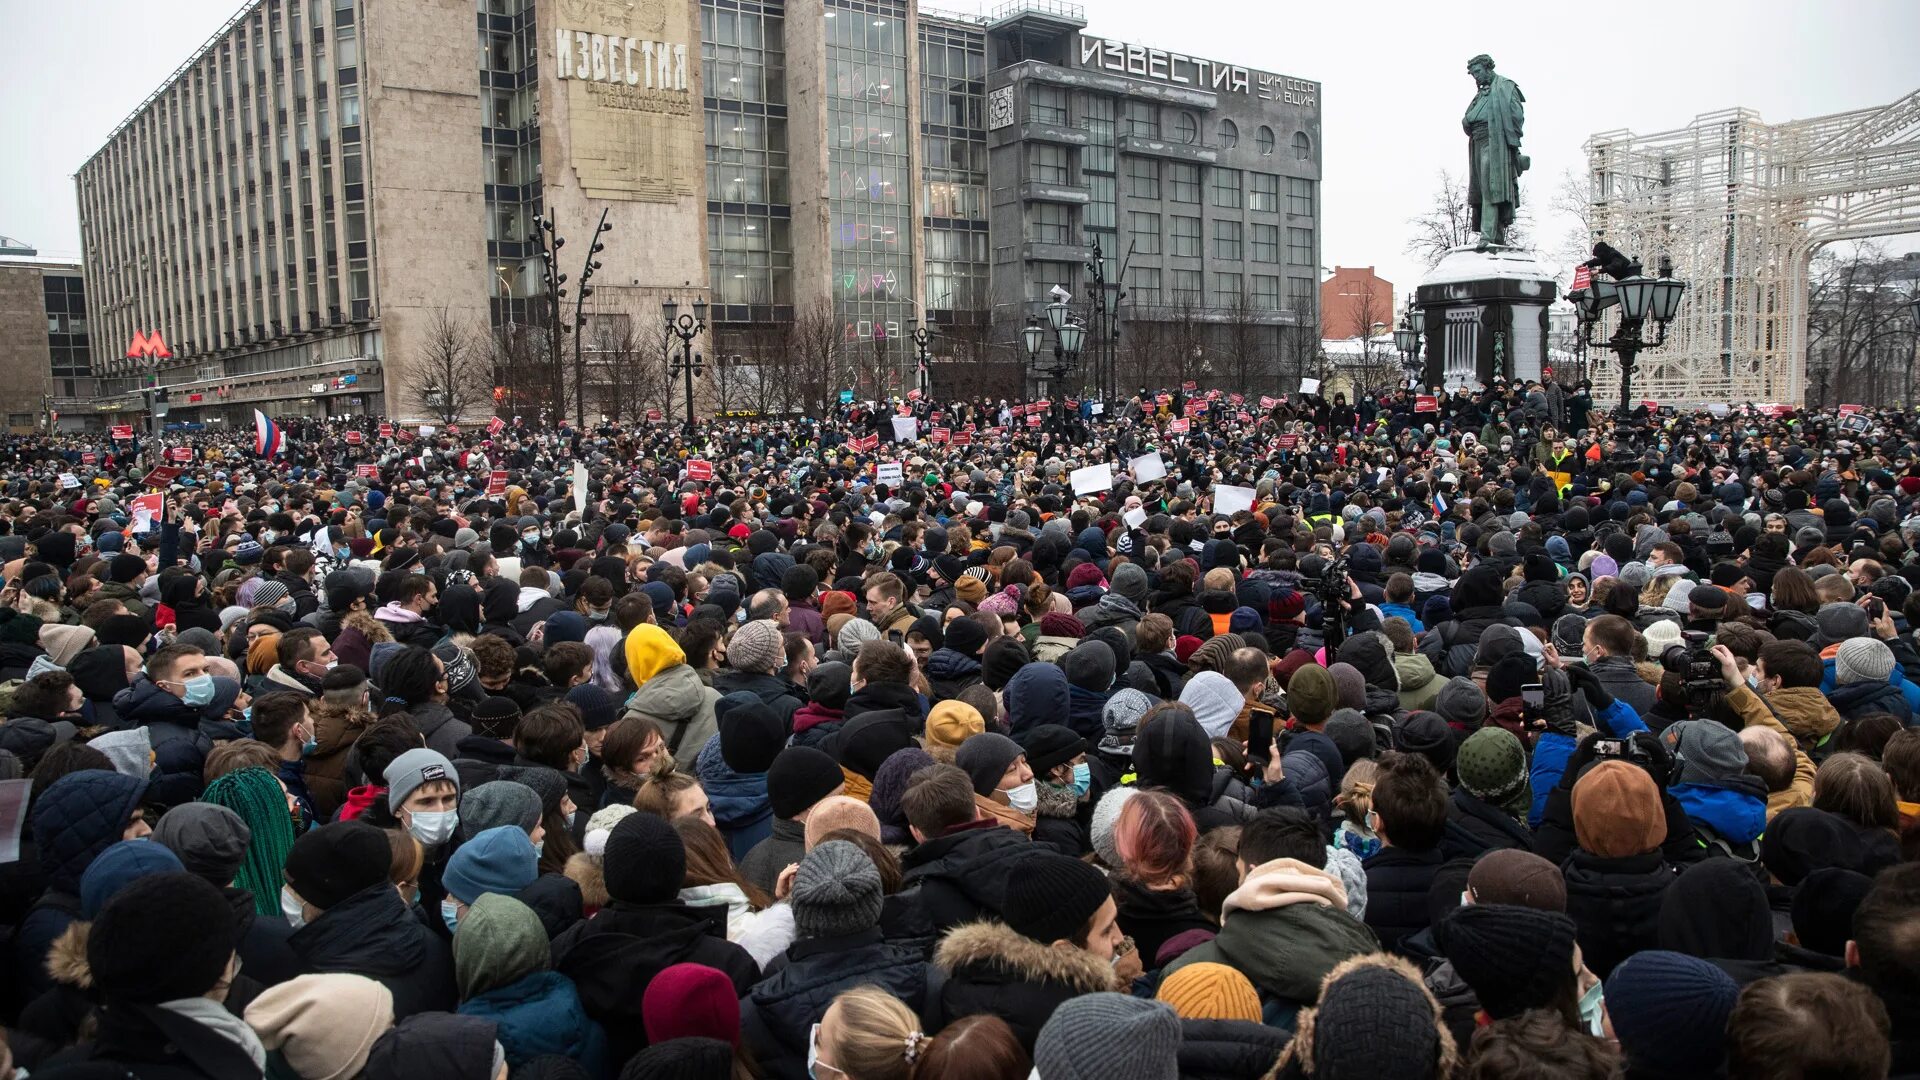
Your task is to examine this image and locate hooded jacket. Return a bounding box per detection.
[1764,686,1845,761]
[1166,858,1378,1007]
[454,897,607,1075]
[9,771,148,1003]
[288,882,456,1019]
[110,676,214,808]
[695,735,773,862]
[622,663,722,770]
[743,928,939,1080]
[303,699,376,821]
[897,821,1033,932]
[712,669,805,731]
[1393,652,1444,713]
[932,920,1121,1054]
[1561,847,1678,978]
[1131,709,1254,832]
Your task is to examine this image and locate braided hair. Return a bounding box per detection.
[202,765,298,916]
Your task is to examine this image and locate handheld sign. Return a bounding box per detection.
[1025,415,1041,427]
[486,470,508,497]
[1130,452,1168,483]
[111,425,134,440]
[1299,378,1321,395]
[1123,507,1148,529]
[140,465,181,489]
[875,461,904,486]
[130,493,164,533]
[1275,434,1300,450]
[379,423,394,438]
[1167,418,1190,434]
[488,416,507,435]
[168,446,193,462]
[573,462,589,515]
[1214,485,1257,517]
[1070,463,1114,496]
[82,452,97,466]
[1414,395,1439,413]
[355,464,379,478]
[344,430,364,445]
[58,473,80,490]
[930,427,950,444]
[891,416,919,443]
[686,460,714,482]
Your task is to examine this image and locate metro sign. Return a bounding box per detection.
[126,330,172,360]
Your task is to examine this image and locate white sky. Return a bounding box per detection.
[4,0,1917,302]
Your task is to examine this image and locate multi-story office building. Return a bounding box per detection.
[0,247,92,433]
[77,0,1318,421]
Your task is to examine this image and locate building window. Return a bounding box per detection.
[1218,118,1238,149]
[1214,272,1242,303]
[1031,202,1071,244]
[1085,174,1115,230]
[1215,219,1242,261]
[1028,84,1067,125]
[1288,275,1315,311]
[1169,163,1200,204]
[1029,144,1069,185]
[1126,157,1158,199]
[1129,211,1161,255]
[1249,173,1279,213]
[1287,226,1314,266]
[1256,125,1275,155]
[1250,223,1279,263]
[1169,215,1201,258]
[1172,112,1197,144]
[1171,269,1202,305]
[1253,274,1281,309]
[1212,168,1242,209]
[1293,130,1313,160]
[1032,260,1076,297]
[1131,267,1161,305]
[1287,176,1315,216]
[1123,100,1157,138]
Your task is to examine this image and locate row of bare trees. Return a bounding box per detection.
[1807,242,1920,408]
[1113,294,1323,397]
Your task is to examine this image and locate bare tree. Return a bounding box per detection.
[1162,295,1212,391]
[1545,167,1596,284]
[1407,169,1530,267]
[402,308,491,424]
[1278,300,1323,391]
[592,315,672,424]
[789,301,845,416]
[935,319,1022,404]
[1221,287,1268,395]
[1807,242,1917,407]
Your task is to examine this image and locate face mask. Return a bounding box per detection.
[407,809,459,847]
[588,608,610,621]
[522,532,540,548]
[1578,978,1606,1037]
[440,898,461,934]
[1005,780,1038,814]
[301,735,320,756]
[1071,761,1091,797]
[808,1024,831,1080]
[180,674,216,707]
[281,886,306,930]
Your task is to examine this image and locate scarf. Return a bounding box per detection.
[1221,857,1349,917]
[159,996,267,1072]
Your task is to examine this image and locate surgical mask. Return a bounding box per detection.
[588,607,610,621]
[281,886,307,930]
[407,809,459,847]
[180,674,216,707]
[1005,780,1038,814]
[522,531,540,547]
[1071,761,1091,797]
[301,734,320,756]
[808,1024,828,1079]
[441,898,461,934]
[1578,979,1606,1037]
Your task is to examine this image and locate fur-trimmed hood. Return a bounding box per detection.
[46,920,93,988]
[1268,952,1459,1079]
[564,852,610,911]
[933,920,1120,995]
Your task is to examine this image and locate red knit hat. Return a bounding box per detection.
[643,963,741,1047]
[1039,612,1086,638]
[1175,635,1205,664]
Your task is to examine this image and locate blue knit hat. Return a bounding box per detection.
[81,840,186,919]
[1603,950,1739,1076]
[442,826,540,905]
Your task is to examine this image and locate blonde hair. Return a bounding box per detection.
[1334,758,1379,826]
[632,759,703,820]
[825,987,926,1080]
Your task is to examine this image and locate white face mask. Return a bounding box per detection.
[406,809,459,847]
[1004,780,1038,814]
[281,885,307,930]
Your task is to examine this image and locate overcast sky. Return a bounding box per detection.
[4,0,1917,306]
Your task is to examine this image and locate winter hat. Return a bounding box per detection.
[1572,760,1666,857]
[1061,640,1118,693]
[1791,868,1876,957]
[869,747,936,845]
[565,684,620,732]
[1834,637,1896,686]
[621,1038,734,1080]
[1112,562,1150,605]
[980,637,1031,690]
[1033,994,1181,1080]
[954,576,988,604]
[452,893,551,1001]
[1323,709,1376,765]
[1090,786,1139,869]
[1157,962,1263,1023]
[643,963,742,1048]
[1039,612,1086,639]
[1327,663,1367,712]
[1299,955,1456,1079]
[245,973,395,1080]
[1455,728,1531,818]
[802,796,882,848]
[1174,635,1204,664]
[718,697,785,774]
[829,710,917,780]
[1662,719,1757,791]
[1392,711,1457,773]
[1550,613,1587,654]
[1286,665,1337,727]
[384,748,459,813]
[766,746,845,819]
[1000,850,1113,945]
[88,872,240,1004]
[791,839,883,939]
[443,825,540,905]
[1814,602,1871,647]
[1018,724,1088,776]
[283,821,394,911]
[1005,661,1071,733]
[1101,686,1154,737]
[925,699,987,759]
[728,619,785,674]
[457,781,544,843]
[1434,904,1578,1019]
[80,839,187,919]
[943,617,989,660]
[805,662,853,711]
[1484,654,1537,705]
[955,732,1025,797]
[1180,671,1244,738]
[1434,677,1487,731]
[1760,807,1873,886]
[1467,849,1566,911]
[151,802,252,887]
[602,811,686,904]
[1603,950,1739,1078]
[1641,619,1683,658]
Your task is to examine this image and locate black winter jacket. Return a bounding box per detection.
[897,821,1033,932]
[931,920,1120,1055]
[1439,789,1531,860]
[1361,846,1445,955]
[288,881,456,1019]
[742,929,940,1080]
[1561,847,1678,978]
[1177,1019,1292,1080]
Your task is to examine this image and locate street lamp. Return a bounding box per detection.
[570,210,612,428]
[1574,245,1689,417]
[907,318,931,399]
[663,294,707,434]
[1393,308,1423,389]
[1022,311,1085,392]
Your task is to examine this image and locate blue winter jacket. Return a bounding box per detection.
[459,970,609,1075]
[1378,603,1425,633]
[697,735,774,862]
[1669,784,1768,845]
[1529,698,1647,826]
[1819,656,1920,711]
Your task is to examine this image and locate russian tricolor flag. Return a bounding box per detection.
[254,410,285,457]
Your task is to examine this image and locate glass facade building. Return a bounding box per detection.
[825,0,915,357]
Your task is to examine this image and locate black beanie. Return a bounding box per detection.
[718,696,786,774]
[981,637,1031,691]
[766,746,846,819]
[283,821,394,910]
[943,616,988,660]
[1001,851,1113,944]
[1016,724,1087,776]
[602,812,686,905]
[1393,711,1457,773]
[88,872,239,1004]
[620,1037,735,1080]
[1434,903,1578,1020]
[1485,654,1537,705]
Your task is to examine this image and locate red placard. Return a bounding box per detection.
[686,459,714,482]
[646,408,663,422]
[356,464,379,478]
[1181,381,1198,393]
[906,389,922,401]
[1034,399,1051,410]
[488,416,506,435]
[1229,393,1245,406]
[930,428,950,444]
[1156,393,1173,406]
[1168,418,1191,434]
[896,403,914,416]
[378,422,394,438]
[82,452,97,465]
[130,492,164,529]
[486,469,508,497]
[344,430,364,445]
[1275,434,1300,450]
[953,431,971,447]
[1025,414,1042,427]
[1237,412,1252,423]
[395,428,415,444]
[929,411,943,423]
[1184,400,1207,417]
[140,465,181,489]
[1259,396,1279,410]
[111,425,134,440]
[168,446,193,462]
[1641,400,1658,412]
[1414,394,1439,413]
[1837,403,1862,416]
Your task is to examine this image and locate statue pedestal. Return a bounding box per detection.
[1415,246,1558,392]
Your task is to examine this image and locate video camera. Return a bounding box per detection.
[1659,629,1721,712]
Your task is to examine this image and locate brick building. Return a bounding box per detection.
[1320,265,1393,340]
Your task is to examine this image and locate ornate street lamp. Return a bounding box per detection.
[1393,309,1422,388]
[1574,246,1689,416]
[663,294,707,433]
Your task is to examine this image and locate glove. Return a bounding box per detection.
[1563,662,1615,710]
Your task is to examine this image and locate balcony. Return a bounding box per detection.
[1019,181,1089,204]
[1117,134,1218,165]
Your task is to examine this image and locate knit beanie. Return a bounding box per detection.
[384,747,459,813]
[954,576,988,604]
[766,746,845,819]
[1001,851,1112,944]
[283,821,394,911]
[1327,662,1367,712]
[791,840,883,939]
[621,1038,734,1080]
[452,893,551,1000]
[1103,688,1156,739]
[643,963,742,1048]
[602,812,686,905]
[88,872,239,1004]
[868,748,936,845]
[457,781,545,844]
[80,839,187,919]
[1323,709,1376,766]
[1572,760,1667,858]
[803,795,882,848]
[1434,677,1487,731]
[1454,728,1531,818]
[980,637,1031,691]
[564,684,620,732]
[1484,654,1537,705]
[717,697,785,774]
[925,700,986,758]
[1180,671,1244,738]
[1791,868,1876,957]
[727,619,785,675]
[820,591,858,620]
[1287,664,1338,727]
[1039,612,1086,639]
[1090,786,1139,869]
[1301,956,1455,1079]
[1434,904,1578,1019]
[1466,849,1566,911]
[1017,724,1087,776]
[1033,994,1181,1080]
[1814,602,1871,647]
[1189,633,1245,675]
[1061,640,1117,692]
[1603,950,1739,1077]
[1392,711,1457,774]
[1157,962,1263,1024]
[151,802,252,887]
[1834,637,1896,686]
[955,732,1025,797]
[443,825,541,905]
[245,973,396,1080]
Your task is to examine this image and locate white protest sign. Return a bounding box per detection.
[1123,506,1148,529]
[1070,463,1114,496]
[58,473,79,490]
[1299,378,1321,395]
[1090,402,1105,415]
[891,416,919,443]
[573,462,589,515]
[875,461,904,486]
[1214,485,1256,516]
[1129,452,1167,483]
[418,424,438,436]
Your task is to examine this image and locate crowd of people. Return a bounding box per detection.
[0,377,1917,1080]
